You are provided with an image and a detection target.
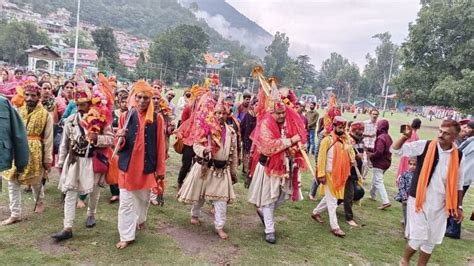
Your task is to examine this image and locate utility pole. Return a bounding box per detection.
[383,50,395,114]
[73,0,81,72]
[230,61,235,90]
[159,63,163,81]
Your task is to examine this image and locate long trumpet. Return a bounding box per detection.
[251,66,315,177]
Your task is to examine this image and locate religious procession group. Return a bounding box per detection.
[0,66,473,265]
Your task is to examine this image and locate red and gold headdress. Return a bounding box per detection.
[74,85,93,103]
[350,121,365,132]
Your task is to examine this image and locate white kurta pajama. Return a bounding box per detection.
[178,124,238,230]
[57,113,114,228]
[248,138,298,234]
[391,140,464,253]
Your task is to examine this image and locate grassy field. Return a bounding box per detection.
[0,110,473,265]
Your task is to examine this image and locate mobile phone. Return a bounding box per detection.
[400,124,408,133]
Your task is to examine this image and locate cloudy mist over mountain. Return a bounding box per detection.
[178,0,272,57]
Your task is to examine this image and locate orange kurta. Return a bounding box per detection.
[118,111,166,191]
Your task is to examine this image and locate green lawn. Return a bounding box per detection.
[0,111,473,264]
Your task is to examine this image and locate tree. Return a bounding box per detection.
[149,24,209,83]
[64,29,93,49]
[394,1,474,113]
[280,55,318,94]
[134,51,148,80]
[319,52,360,102]
[0,21,50,65]
[91,27,121,72]
[264,32,290,80]
[335,63,360,103]
[362,32,400,102]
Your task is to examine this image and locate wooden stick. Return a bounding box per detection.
[111,108,135,159]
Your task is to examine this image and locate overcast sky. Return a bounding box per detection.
[226,0,421,68]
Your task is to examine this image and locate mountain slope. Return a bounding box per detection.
[9,0,249,54]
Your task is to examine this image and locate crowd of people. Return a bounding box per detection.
[0,67,473,265]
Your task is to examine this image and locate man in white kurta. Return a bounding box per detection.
[52,87,114,241]
[392,121,464,266]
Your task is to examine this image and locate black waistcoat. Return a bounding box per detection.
[409,141,462,198]
[118,111,157,174]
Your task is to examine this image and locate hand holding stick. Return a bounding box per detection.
[112,108,135,159]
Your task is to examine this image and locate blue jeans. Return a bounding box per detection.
[307,128,316,154]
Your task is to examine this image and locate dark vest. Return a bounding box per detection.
[118,111,158,174]
[409,141,462,198]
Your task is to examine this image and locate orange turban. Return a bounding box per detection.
[129,80,154,124]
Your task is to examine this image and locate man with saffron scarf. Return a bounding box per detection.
[311,116,354,237]
[115,80,166,249]
[2,83,53,225]
[392,120,465,266]
[247,98,306,244]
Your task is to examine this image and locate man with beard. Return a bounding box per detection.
[52,86,114,241]
[394,120,465,266]
[2,83,53,225]
[115,80,166,249]
[248,101,304,244]
[178,96,238,240]
[311,116,353,237]
[344,121,365,227]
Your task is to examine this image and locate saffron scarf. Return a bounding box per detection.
[331,132,351,191]
[415,140,459,215]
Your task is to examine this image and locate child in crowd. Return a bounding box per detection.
[394,157,417,227]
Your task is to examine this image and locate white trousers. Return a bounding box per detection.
[370,168,390,204]
[150,190,157,201]
[7,180,44,218]
[63,185,101,228]
[260,192,287,234]
[118,189,150,242]
[313,185,339,230]
[408,239,436,254]
[191,199,228,230]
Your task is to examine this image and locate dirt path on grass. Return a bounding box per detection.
[156,221,240,265]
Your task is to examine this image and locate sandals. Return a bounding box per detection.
[331,228,346,238]
[311,213,324,224]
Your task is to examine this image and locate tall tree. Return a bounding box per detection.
[280,54,318,94]
[149,24,209,83]
[362,32,399,103]
[91,27,121,72]
[0,21,50,65]
[64,29,93,49]
[264,32,290,80]
[295,55,317,89]
[134,51,148,80]
[319,52,360,102]
[394,0,474,113]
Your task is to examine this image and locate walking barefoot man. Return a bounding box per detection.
[115,80,166,249]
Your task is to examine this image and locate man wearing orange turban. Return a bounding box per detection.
[115,80,166,249]
[311,116,354,238]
